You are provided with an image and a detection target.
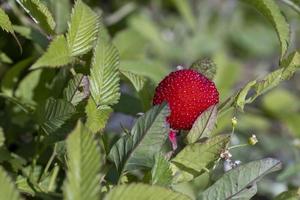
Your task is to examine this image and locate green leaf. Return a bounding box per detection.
[1,57,34,96]
[121,70,146,92]
[63,74,88,105]
[89,33,120,107]
[120,60,169,84]
[104,183,191,200]
[274,189,300,200]
[0,166,22,200]
[109,103,170,175]
[35,98,76,135]
[199,158,282,200]
[16,0,56,34]
[64,122,103,200]
[0,127,4,147]
[85,98,112,134]
[241,0,290,58]
[0,8,14,33]
[47,0,71,33]
[0,8,22,52]
[235,80,257,111]
[0,93,33,113]
[190,58,217,80]
[31,35,71,69]
[172,0,197,31]
[151,154,173,186]
[171,135,230,183]
[0,52,12,64]
[66,0,99,56]
[186,105,217,144]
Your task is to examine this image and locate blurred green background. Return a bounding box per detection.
[1,0,300,199]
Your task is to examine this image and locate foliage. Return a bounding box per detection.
[0,0,300,200]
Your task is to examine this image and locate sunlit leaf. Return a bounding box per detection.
[64,122,103,200]
[16,0,56,34]
[31,35,72,69]
[63,74,89,105]
[85,98,112,134]
[89,30,120,107]
[66,0,99,56]
[104,183,191,200]
[0,166,21,200]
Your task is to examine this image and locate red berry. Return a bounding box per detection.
[153,69,219,130]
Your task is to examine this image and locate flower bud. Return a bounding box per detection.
[248,134,258,145]
[231,117,237,128]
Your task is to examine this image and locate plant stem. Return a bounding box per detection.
[228,143,249,150]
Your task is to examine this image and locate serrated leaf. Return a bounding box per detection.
[199,158,282,200]
[171,135,230,183]
[66,0,99,56]
[85,98,112,134]
[190,58,217,80]
[0,8,14,33]
[16,0,56,34]
[235,80,257,111]
[1,57,34,96]
[104,183,191,200]
[63,74,89,105]
[242,0,290,58]
[108,104,170,176]
[31,35,72,69]
[35,98,76,135]
[151,154,173,186]
[0,166,22,200]
[186,105,217,144]
[0,8,22,52]
[64,122,102,200]
[121,70,146,92]
[89,33,120,107]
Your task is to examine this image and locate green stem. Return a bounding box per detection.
[280,0,300,15]
[47,164,60,192]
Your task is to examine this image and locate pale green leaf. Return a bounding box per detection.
[108,104,170,175]
[104,183,191,200]
[199,158,282,200]
[172,0,197,31]
[121,70,146,92]
[274,189,300,200]
[31,35,72,69]
[0,93,33,113]
[241,0,290,58]
[171,135,230,183]
[85,98,112,134]
[0,52,12,64]
[35,98,76,135]
[0,166,22,200]
[0,8,22,51]
[47,0,71,33]
[63,74,88,105]
[16,0,56,34]
[64,122,102,200]
[235,80,257,111]
[89,34,120,107]
[151,154,173,186]
[190,58,217,80]
[0,8,14,33]
[186,105,217,144]
[66,0,99,56]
